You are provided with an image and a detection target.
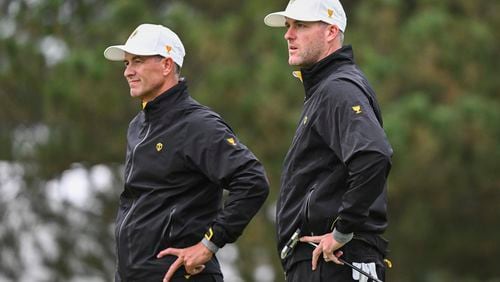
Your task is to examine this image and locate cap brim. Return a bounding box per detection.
[264,12,288,27]
[103,45,127,61]
[103,45,162,61]
[264,11,325,27]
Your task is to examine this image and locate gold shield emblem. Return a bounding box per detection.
[156,143,163,152]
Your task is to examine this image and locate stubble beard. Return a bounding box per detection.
[288,43,324,68]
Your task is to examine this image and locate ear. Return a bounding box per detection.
[325,24,340,43]
[161,57,175,76]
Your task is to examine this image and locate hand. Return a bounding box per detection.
[157,242,214,282]
[300,233,345,270]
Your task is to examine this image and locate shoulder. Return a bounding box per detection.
[319,77,368,107]
[184,103,232,136]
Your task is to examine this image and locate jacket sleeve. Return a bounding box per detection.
[184,112,269,249]
[317,79,392,234]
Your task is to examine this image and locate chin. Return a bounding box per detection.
[130,91,141,98]
[288,56,303,66]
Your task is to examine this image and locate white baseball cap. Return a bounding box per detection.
[104,23,185,67]
[264,0,347,32]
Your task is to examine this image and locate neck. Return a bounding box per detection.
[141,77,179,104]
[317,42,342,65]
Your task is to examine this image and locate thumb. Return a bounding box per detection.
[299,235,322,244]
[157,247,180,258]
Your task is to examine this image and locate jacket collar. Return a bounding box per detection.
[298,45,355,100]
[143,79,189,119]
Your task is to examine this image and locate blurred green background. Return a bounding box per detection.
[1,0,499,281]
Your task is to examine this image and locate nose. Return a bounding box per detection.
[284,26,295,41]
[124,64,134,78]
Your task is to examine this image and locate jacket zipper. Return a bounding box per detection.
[125,124,151,183]
[117,123,151,276]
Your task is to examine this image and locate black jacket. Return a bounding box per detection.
[115,81,269,281]
[277,46,393,270]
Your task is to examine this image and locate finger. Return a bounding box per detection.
[332,251,344,265]
[157,248,181,258]
[331,256,342,264]
[185,263,205,274]
[331,250,344,265]
[194,264,205,273]
[187,264,205,275]
[324,252,337,264]
[299,235,323,243]
[163,257,183,282]
[311,245,322,271]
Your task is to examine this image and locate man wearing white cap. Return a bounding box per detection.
[265,1,393,281]
[104,24,269,282]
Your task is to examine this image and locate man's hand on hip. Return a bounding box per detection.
[300,233,345,271]
[157,241,214,282]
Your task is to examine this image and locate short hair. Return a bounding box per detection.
[174,63,181,76]
[338,31,344,45]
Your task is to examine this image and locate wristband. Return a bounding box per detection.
[332,228,353,245]
[201,237,219,254]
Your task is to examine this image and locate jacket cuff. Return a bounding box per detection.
[201,237,219,254]
[332,228,353,245]
[203,227,224,253]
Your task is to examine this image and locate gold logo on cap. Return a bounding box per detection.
[327,9,334,18]
[156,143,164,152]
[165,45,172,54]
[352,105,362,114]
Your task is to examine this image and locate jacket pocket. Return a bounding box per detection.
[160,207,177,245]
[128,205,177,263]
[299,184,317,234]
[304,167,348,235]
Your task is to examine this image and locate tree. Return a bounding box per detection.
[1,0,499,281]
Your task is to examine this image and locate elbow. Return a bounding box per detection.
[348,150,392,175]
[259,175,271,200]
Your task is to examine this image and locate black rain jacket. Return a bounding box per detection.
[277,46,393,271]
[115,80,269,281]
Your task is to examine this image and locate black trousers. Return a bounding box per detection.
[169,274,223,282]
[116,274,223,282]
[286,240,386,282]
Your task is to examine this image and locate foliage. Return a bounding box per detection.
[0,0,499,281]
